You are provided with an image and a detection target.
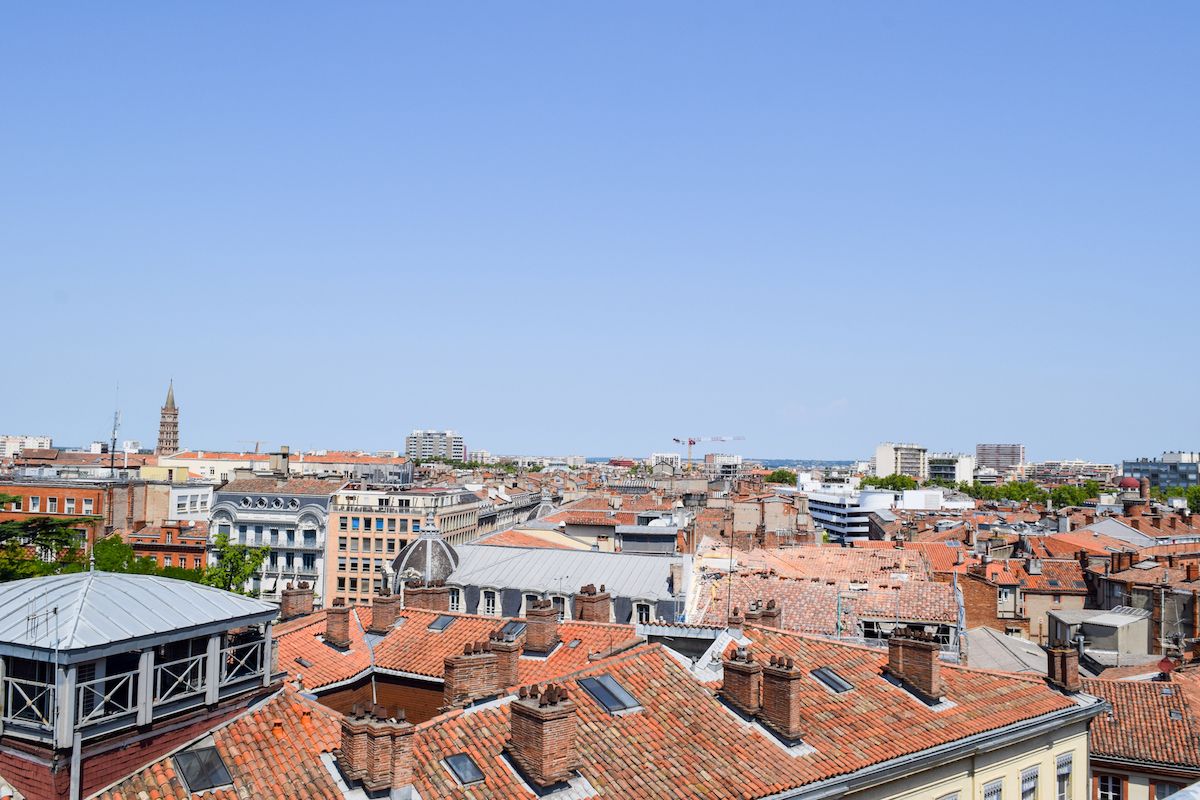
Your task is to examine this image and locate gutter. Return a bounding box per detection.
[758,696,1107,800]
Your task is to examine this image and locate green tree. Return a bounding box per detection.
[92,535,160,574]
[200,532,268,595]
[764,469,797,486]
[0,493,94,581]
[861,474,919,491]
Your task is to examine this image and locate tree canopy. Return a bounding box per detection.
[199,532,268,595]
[860,474,918,491]
[763,469,798,486]
[0,493,94,581]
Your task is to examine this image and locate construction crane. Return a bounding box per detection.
[672,435,745,474]
[236,440,266,454]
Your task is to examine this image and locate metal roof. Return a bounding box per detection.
[449,545,682,601]
[0,572,277,656]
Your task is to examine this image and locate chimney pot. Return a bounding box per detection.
[507,684,581,787]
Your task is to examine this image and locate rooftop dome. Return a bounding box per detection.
[393,512,459,586]
[1117,477,1140,489]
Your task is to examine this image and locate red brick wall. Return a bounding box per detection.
[959,573,1029,635]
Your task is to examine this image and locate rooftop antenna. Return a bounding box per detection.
[109,384,121,477]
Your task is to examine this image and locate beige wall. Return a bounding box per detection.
[1024,592,1087,645]
[848,722,1090,800]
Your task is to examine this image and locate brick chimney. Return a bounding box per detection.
[573,584,611,623]
[1187,563,1199,582]
[280,581,315,620]
[402,580,428,610]
[726,606,745,638]
[720,646,762,716]
[524,599,560,654]
[744,600,763,624]
[368,588,400,635]
[1130,518,1142,531]
[760,599,782,627]
[326,598,351,649]
[489,628,524,689]
[1140,477,1151,501]
[886,627,946,701]
[759,655,805,742]
[443,641,499,708]
[507,684,581,787]
[337,705,415,794]
[424,580,451,612]
[1045,645,1082,692]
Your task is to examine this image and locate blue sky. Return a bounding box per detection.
[2,4,1197,462]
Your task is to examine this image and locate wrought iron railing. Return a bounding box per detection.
[154,653,207,702]
[220,640,263,686]
[76,669,138,726]
[3,676,55,727]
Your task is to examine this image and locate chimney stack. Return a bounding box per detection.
[720,646,762,716]
[489,629,524,689]
[1045,646,1082,693]
[1187,563,1199,583]
[744,600,763,624]
[337,705,415,794]
[326,598,351,649]
[759,654,806,742]
[726,606,745,638]
[524,599,560,654]
[760,599,782,627]
[368,587,400,635]
[280,581,314,620]
[507,684,581,787]
[442,641,499,708]
[1140,477,1151,501]
[573,584,612,624]
[886,627,946,702]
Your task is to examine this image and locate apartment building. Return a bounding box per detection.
[405,429,466,461]
[873,442,928,480]
[159,448,412,483]
[928,452,976,484]
[1122,451,1200,491]
[208,477,344,604]
[325,484,482,606]
[1026,460,1117,485]
[127,520,209,571]
[0,481,106,547]
[0,434,52,458]
[976,443,1026,473]
[807,486,896,541]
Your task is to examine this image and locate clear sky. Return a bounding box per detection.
[2,4,1197,462]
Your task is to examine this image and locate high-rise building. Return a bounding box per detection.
[872,443,928,481]
[928,453,976,485]
[155,381,180,455]
[976,444,1025,473]
[0,434,52,458]
[405,430,466,461]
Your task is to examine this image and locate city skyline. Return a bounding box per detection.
[3,4,1197,461]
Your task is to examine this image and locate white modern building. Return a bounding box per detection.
[170,483,216,522]
[0,435,52,458]
[928,452,976,485]
[649,452,683,469]
[873,442,928,480]
[807,486,896,541]
[704,453,743,480]
[405,430,466,461]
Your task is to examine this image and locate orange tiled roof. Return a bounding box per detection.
[476,529,582,550]
[1084,676,1200,769]
[276,608,373,690]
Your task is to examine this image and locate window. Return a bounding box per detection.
[936,794,959,800]
[635,602,652,624]
[174,747,233,792]
[339,517,348,531]
[374,538,384,553]
[177,499,188,514]
[193,557,201,569]
[163,555,173,567]
[523,593,540,614]
[984,780,1003,800]
[811,667,853,693]
[387,518,396,532]
[1020,767,1038,800]
[1156,784,1183,799]
[552,596,567,621]
[387,539,396,553]
[78,499,92,514]
[375,518,384,531]
[349,538,359,552]
[578,674,640,713]
[338,537,347,551]
[483,590,497,616]
[1098,775,1123,800]
[29,497,40,512]
[1055,754,1072,800]
[48,497,58,513]
[65,498,76,514]
[349,578,358,592]
[337,577,346,590]
[444,753,484,786]
[449,588,461,612]
[351,518,360,531]
[302,553,315,570]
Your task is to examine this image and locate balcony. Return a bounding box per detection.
[332,504,416,515]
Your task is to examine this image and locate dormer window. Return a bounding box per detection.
[175,746,233,793]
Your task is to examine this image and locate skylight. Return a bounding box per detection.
[295,657,314,668]
[811,667,853,693]
[174,747,233,792]
[445,753,484,785]
[428,615,456,632]
[578,675,640,713]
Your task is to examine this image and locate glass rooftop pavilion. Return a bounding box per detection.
[0,571,278,750]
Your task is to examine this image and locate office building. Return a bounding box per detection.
[807,486,897,540]
[405,429,466,461]
[1121,451,1200,491]
[928,452,976,485]
[0,434,52,458]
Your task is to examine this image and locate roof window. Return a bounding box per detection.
[500,620,527,638]
[811,667,853,693]
[174,747,233,792]
[428,615,456,632]
[444,752,485,785]
[578,675,639,714]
